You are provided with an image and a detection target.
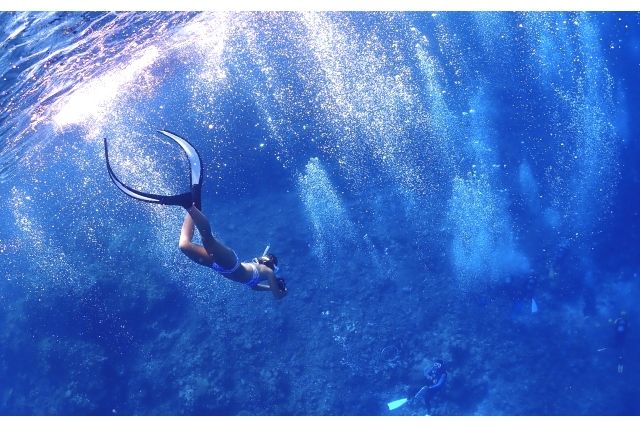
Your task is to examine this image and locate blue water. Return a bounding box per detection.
[0,11,639,415]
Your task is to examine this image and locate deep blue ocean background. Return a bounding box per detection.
[0,11,639,415]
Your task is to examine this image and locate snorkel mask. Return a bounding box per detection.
[253,245,279,273]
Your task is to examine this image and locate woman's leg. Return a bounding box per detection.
[180,206,237,268]
[178,211,214,266]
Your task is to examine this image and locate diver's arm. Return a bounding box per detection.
[258,266,286,299]
[248,264,271,292]
[249,265,279,294]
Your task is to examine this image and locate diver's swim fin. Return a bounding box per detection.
[157,130,203,188]
[531,298,538,313]
[387,398,409,411]
[191,182,202,211]
[104,130,203,209]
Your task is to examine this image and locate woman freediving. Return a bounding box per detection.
[104,130,287,299]
[179,203,286,299]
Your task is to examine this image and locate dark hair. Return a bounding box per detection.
[257,253,278,271]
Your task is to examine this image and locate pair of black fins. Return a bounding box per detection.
[104,130,203,210]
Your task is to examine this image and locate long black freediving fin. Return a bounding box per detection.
[158,130,203,209]
[103,130,203,209]
[157,130,203,188]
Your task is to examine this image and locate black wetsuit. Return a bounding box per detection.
[615,318,627,347]
[414,365,448,406]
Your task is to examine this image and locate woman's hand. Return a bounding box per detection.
[275,278,288,299]
[264,268,286,299]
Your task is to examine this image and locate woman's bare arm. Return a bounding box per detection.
[253,265,286,299]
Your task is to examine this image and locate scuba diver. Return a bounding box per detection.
[413,360,448,408]
[387,360,448,413]
[104,130,287,299]
[614,315,628,374]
